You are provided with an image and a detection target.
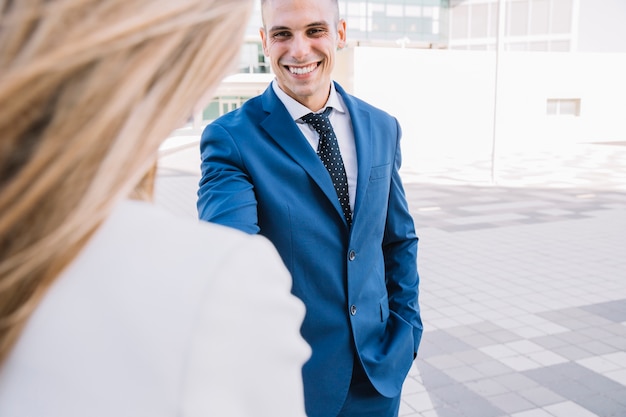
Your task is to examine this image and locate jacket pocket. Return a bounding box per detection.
[369,164,391,181]
[379,294,390,322]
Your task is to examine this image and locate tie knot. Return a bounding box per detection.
[301,107,333,134]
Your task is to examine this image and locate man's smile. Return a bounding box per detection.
[287,62,319,75]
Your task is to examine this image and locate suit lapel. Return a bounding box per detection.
[259,87,347,222]
[336,83,372,223]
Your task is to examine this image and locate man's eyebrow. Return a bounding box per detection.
[306,21,330,27]
[269,21,330,32]
[269,25,291,32]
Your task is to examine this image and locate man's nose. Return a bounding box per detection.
[290,33,311,60]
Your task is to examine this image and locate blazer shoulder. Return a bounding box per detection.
[212,94,265,127]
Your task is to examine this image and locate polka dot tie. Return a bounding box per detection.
[301,107,352,226]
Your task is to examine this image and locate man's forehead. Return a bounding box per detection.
[261,0,337,22]
[265,13,338,32]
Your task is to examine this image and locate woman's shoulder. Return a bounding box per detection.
[61,199,290,295]
[104,199,276,265]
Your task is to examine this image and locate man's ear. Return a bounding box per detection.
[259,27,269,56]
[336,19,347,49]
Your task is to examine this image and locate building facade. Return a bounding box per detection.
[203,0,626,129]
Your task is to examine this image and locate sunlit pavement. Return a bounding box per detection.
[155,126,626,417]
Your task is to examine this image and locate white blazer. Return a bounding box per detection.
[0,200,310,416]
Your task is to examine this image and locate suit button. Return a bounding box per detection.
[350,305,357,316]
[348,250,356,261]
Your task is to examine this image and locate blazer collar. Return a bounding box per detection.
[259,82,372,226]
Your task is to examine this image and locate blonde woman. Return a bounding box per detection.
[0,1,309,416]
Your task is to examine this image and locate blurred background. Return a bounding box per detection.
[171,0,625,188]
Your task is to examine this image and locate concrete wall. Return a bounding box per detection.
[335,47,626,171]
[578,0,626,53]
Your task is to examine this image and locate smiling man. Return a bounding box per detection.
[197,0,422,416]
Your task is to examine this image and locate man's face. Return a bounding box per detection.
[260,0,346,111]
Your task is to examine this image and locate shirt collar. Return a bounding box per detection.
[271,79,346,122]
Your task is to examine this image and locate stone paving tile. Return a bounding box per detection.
[541,401,601,417]
[582,300,626,323]
[405,182,626,234]
[524,363,626,417]
[516,386,564,408]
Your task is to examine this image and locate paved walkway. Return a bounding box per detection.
[155,127,626,417]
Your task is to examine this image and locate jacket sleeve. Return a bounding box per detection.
[197,122,260,234]
[382,118,423,356]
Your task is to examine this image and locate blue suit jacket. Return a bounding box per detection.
[198,82,422,417]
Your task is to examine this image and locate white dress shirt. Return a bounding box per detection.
[0,200,310,417]
[272,80,358,211]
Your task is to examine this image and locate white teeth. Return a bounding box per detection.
[289,64,317,75]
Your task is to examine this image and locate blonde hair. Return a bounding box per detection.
[0,0,252,365]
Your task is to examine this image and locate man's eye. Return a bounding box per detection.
[308,28,325,36]
[273,31,291,38]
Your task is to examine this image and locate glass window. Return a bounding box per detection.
[530,0,550,36]
[550,40,570,51]
[529,41,549,51]
[238,43,259,74]
[559,99,580,116]
[547,98,581,116]
[406,5,421,17]
[369,3,384,13]
[508,0,529,37]
[346,1,367,16]
[471,4,489,38]
[387,4,403,17]
[546,99,558,115]
[507,41,529,51]
[347,16,368,32]
[451,4,469,39]
[552,0,573,33]
[488,2,499,38]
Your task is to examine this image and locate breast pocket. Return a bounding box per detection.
[369,164,391,182]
